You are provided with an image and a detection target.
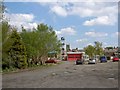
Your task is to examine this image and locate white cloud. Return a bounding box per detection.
[111,32,120,38]
[49,2,117,25]
[115,32,120,36]
[4,0,119,2]
[111,32,120,40]
[55,27,76,36]
[50,2,117,17]
[83,16,115,26]
[102,42,108,47]
[55,30,61,35]
[50,5,67,17]
[6,13,34,22]
[85,31,108,37]
[68,6,94,17]
[5,13,37,31]
[23,22,38,29]
[76,38,87,43]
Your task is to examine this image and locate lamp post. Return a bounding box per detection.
[61,37,65,60]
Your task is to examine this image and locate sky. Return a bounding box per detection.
[4,1,119,49]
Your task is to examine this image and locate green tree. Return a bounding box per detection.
[21,23,61,65]
[2,21,13,69]
[94,41,104,56]
[105,47,113,50]
[20,28,39,66]
[66,44,70,52]
[36,24,61,64]
[8,29,28,69]
[84,45,95,58]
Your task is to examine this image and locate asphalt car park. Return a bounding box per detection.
[2,60,118,88]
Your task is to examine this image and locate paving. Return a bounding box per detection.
[2,60,118,88]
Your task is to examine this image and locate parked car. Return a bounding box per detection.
[112,57,119,62]
[88,59,96,64]
[45,58,57,63]
[100,56,107,63]
[76,59,84,65]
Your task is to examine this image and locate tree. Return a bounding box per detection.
[66,44,70,52]
[105,47,113,50]
[35,24,61,65]
[21,28,41,66]
[8,29,28,69]
[84,45,95,58]
[2,21,13,69]
[94,41,104,56]
[84,41,104,58]
[20,23,61,65]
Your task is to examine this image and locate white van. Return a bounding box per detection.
[83,55,89,62]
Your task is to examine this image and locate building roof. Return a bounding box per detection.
[104,49,117,53]
[67,52,85,54]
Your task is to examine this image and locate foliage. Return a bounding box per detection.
[2,21,13,69]
[66,44,70,52]
[84,41,104,58]
[8,29,28,69]
[84,45,95,58]
[2,21,28,69]
[105,47,113,50]
[94,41,104,56]
[2,5,61,70]
[20,23,61,65]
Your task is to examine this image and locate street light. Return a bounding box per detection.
[60,37,65,60]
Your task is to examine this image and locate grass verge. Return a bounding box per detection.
[2,61,63,74]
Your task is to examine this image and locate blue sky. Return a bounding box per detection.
[4,1,119,49]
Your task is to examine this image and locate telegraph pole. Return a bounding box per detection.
[61,37,65,60]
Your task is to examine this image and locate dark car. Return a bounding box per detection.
[112,57,119,62]
[76,59,84,65]
[100,56,107,63]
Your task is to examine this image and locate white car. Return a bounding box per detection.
[88,59,96,64]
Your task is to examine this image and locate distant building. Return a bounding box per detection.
[104,47,118,58]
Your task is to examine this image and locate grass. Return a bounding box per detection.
[2,61,63,74]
